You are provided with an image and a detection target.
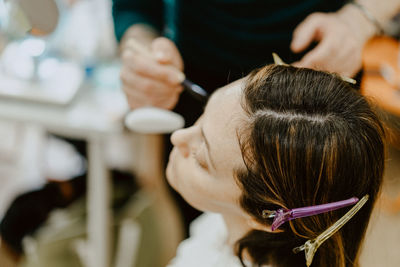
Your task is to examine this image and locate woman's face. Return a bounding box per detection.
[166,80,247,216]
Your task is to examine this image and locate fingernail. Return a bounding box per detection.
[176,72,185,83]
[155,51,166,60]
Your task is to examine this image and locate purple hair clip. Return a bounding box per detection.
[262,197,359,231]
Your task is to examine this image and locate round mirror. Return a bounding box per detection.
[4,0,59,36]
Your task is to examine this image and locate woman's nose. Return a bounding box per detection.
[171,127,194,158]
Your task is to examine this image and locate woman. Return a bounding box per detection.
[166,64,385,267]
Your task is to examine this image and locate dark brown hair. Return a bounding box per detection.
[234,65,385,267]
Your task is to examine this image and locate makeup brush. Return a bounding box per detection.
[125,39,208,102]
[123,40,208,134]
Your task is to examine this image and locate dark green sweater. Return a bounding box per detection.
[112,0,346,86]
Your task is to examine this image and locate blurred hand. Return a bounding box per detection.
[120,37,185,110]
[291,5,377,77]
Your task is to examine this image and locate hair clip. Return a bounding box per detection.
[272,53,357,84]
[292,195,369,266]
[262,197,360,231]
[272,53,288,66]
[340,75,357,84]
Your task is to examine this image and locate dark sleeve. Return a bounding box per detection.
[112,0,164,42]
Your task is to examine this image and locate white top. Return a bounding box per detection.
[167,212,250,267]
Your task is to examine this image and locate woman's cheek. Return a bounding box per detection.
[166,149,179,187]
[167,148,192,190]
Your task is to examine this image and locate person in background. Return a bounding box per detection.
[113,0,400,124]
[165,63,385,267]
[111,0,399,231]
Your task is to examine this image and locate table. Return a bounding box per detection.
[0,80,129,267]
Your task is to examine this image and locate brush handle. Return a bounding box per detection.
[182,79,209,103]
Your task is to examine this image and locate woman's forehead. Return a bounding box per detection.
[203,79,246,172]
[207,78,244,110]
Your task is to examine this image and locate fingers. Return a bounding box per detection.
[291,13,324,53]
[291,11,364,77]
[120,36,185,110]
[122,49,184,85]
[292,37,335,70]
[120,68,182,109]
[151,37,184,70]
[120,68,183,99]
[292,32,361,77]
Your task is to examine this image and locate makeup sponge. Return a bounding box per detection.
[125,107,185,134]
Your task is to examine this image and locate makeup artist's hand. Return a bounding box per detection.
[121,37,185,110]
[291,4,377,77]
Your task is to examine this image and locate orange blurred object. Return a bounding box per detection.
[361,36,400,148]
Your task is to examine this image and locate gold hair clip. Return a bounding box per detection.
[271,53,357,85]
[272,53,288,66]
[340,75,357,84]
[292,195,369,266]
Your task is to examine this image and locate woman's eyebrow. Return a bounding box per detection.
[201,126,217,170]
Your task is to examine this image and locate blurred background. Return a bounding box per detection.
[0,0,399,267]
[0,1,183,267]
